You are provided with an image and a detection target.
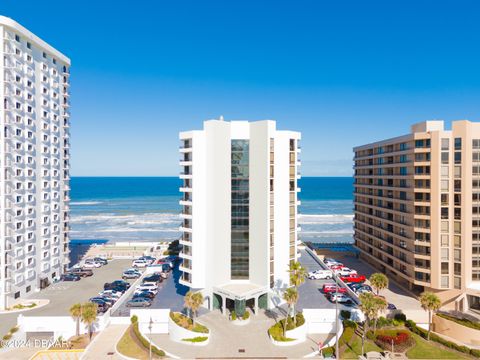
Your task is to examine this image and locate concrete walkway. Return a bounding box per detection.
[149,310,332,358]
[82,324,129,360]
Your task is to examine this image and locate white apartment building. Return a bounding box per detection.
[179,119,301,314]
[0,17,71,309]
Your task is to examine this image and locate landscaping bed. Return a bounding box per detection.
[436,313,480,331]
[169,312,209,333]
[117,325,163,360]
[268,313,305,343]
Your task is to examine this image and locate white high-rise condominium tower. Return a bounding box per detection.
[0,17,71,309]
[179,119,301,313]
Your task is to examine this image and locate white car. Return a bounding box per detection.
[329,293,353,304]
[82,262,98,269]
[99,290,122,299]
[308,270,333,280]
[132,259,148,268]
[324,259,341,267]
[334,267,357,276]
[84,259,102,268]
[135,282,158,293]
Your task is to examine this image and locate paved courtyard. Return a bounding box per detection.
[149,309,331,359]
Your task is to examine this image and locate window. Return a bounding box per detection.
[454,166,461,178]
[43,52,47,58]
[455,152,462,164]
[441,152,449,164]
[441,166,449,177]
[454,222,461,234]
[441,234,449,246]
[441,207,449,219]
[441,138,449,150]
[454,249,461,261]
[441,262,449,274]
[441,180,449,191]
[441,193,449,205]
[454,277,461,289]
[441,248,449,260]
[441,276,449,288]
[454,235,461,247]
[15,34,20,42]
[454,138,462,150]
[441,221,449,232]
[27,42,31,49]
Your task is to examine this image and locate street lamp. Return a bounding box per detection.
[335,276,339,359]
[148,317,153,360]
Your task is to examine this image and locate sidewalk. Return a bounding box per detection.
[82,324,129,360]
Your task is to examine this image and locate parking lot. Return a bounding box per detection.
[0,259,133,337]
[112,261,189,317]
[297,248,355,311]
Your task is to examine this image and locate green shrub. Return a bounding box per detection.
[340,310,351,320]
[394,313,407,323]
[242,311,250,320]
[231,310,237,321]
[2,334,12,340]
[130,315,138,324]
[182,336,208,343]
[170,312,209,333]
[322,346,334,357]
[339,326,355,347]
[9,326,19,334]
[376,316,392,328]
[268,322,295,342]
[470,349,480,357]
[132,322,165,356]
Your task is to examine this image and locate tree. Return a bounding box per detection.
[369,273,389,296]
[69,303,82,337]
[81,302,98,341]
[184,290,204,325]
[358,292,387,352]
[282,287,299,335]
[419,291,441,340]
[288,261,307,289]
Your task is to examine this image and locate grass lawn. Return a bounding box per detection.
[406,333,471,359]
[342,334,382,359]
[117,326,162,360]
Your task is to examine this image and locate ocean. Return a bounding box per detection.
[70,177,354,245]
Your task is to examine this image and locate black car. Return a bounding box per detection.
[133,291,156,299]
[143,274,162,283]
[104,280,130,291]
[90,296,115,306]
[62,274,81,281]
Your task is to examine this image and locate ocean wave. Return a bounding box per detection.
[298,214,353,225]
[70,201,103,206]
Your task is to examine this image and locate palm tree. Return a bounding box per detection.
[288,261,307,289]
[369,273,389,296]
[184,290,204,325]
[69,303,82,337]
[81,302,98,341]
[419,291,441,340]
[282,287,299,335]
[373,296,387,333]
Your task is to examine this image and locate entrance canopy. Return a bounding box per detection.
[213,282,268,301]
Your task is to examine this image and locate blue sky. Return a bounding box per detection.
[1,0,479,176]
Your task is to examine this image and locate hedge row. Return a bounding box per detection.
[406,319,480,358]
[436,313,480,331]
[130,316,166,357]
[268,313,305,342]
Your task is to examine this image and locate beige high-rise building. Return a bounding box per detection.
[354,120,480,313]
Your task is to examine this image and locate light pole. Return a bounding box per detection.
[335,276,339,359]
[148,317,153,360]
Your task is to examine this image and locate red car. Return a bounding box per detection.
[328,264,344,270]
[322,283,347,294]
[340,274,366,283]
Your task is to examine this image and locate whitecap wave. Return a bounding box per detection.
[70,201,103,206]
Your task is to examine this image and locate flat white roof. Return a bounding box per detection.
[0,16,70,65]
[214,282,267,299]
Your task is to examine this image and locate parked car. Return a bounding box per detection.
[94,257,108,265]
[133,290,156,299]
[84,259,103,267]
[124,268,142,276]
[334,267,358,276]
[322,283,347,294]
[99,290,122,299]
[139,256,156,264]
[132,259,148,268]
[328,264,345,270]
[143,273,163,283]
[308,270,333,280]
[90,299,109,312]
[328,293,353,304]
[127,298,152,308]
[135,284,158,294]
[122,270,141,279]
[340,274,366,283]
[68,268,93,277]
[90,296,115,307]
[387,303,397,310]
[81,262,97,269]
[61,273,81,281]
[104,280,130,291]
